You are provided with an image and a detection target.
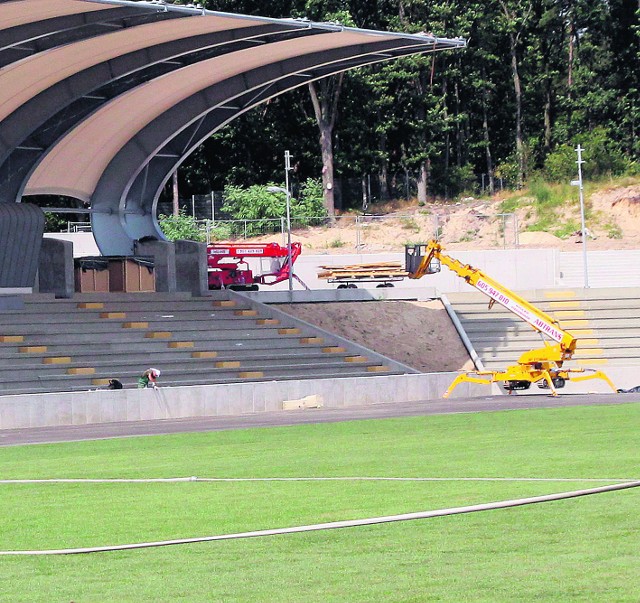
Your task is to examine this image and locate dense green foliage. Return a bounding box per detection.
[220,179,327,235]
[165,0,638,207]
[1,404,640,601]
[158,210,206,242]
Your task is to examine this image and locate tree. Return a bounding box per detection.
[308,74,344,219]
[496,0,534,188]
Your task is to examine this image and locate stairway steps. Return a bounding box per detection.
[0,291,406,396]
[448,288,640,372]
[0,349,357,372]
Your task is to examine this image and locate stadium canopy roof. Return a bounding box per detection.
[0,0,466,255]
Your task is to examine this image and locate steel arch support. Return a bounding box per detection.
[90,41,448,254]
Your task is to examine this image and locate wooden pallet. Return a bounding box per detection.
[318,262,408,281]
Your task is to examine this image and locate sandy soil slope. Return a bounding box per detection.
[277,300,474,373]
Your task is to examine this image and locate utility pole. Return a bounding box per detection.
[284,150,293,293]
[571,145,589,288]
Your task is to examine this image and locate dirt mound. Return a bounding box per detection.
[277,300,474,373]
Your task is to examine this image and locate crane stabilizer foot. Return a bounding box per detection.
[442,367,618,398]
[558,369,618,393]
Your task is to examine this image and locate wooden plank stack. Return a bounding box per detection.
[317,261,409,281]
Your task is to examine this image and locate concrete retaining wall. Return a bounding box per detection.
[0,372,485,431]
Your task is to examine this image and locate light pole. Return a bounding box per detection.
[570,144,589,288]
[267,182,293,292]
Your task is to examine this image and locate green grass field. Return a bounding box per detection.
[1,402,639,602]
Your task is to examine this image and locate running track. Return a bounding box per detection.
[2,393,637,447]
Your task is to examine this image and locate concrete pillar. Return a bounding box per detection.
[38,238,74,298]
[0,203,44,290]
[175,240,208,296]
[134,239,176,292]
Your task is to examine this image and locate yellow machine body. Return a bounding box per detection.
[405,240,617,397]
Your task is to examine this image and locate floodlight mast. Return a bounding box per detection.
[570,145,589,288]
[267,159,293,294]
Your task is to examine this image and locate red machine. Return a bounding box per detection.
[207,242,302,290]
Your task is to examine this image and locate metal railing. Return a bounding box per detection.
[66,221,92,232]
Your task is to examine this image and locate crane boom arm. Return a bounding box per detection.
[406,241,576,351]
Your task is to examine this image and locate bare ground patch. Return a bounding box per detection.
[277,300,474,373]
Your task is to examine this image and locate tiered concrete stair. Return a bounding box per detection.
[446,287,640,370]
[0,292,411,396]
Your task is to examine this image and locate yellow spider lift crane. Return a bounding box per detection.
[405,241,618,398]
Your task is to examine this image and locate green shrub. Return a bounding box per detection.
[221,179,327,236]
[606,223,623,239]
[544,127,628,182]
[206,222,233,241]
[158,211,205,242]
[498,195,522,214]
[553,220,581,239]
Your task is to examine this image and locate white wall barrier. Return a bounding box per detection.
[0,373,486,431]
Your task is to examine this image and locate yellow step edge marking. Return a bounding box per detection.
[300,337,323,344]
[367,366,390,372]
[549,301,581,309]
[67,367,95,375]
[239,371,264,379]
[212,300,236,307]
[43,356,71,364]
[278,328,301,335]
[92,378,111,385]
[145,332,172,339]
[322,346,346,353]
[100,312,126,319]
[256,319,280,326]
[168,341,194,348]
[234,309,257,317]
[576,339,599,347]
[345,356,367,363]
[544,291,577,299]
[122,322,148,329]
[216,360,241,368]
[0,335,24,343]
[19,346,47,353]
[559,320,590,328]
[191,351,218,358]
[553,310,585,318]
[566,329,593,336]
[578,358,609,365]
[77,302,104,309]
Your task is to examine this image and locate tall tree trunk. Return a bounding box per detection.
[417,159,429,204]
[509,33,525,188]
[543,82,552,154]
[443,77,450,174]
[481,73,495,196]
[308,75,344,222]
[454,78,463,167]
[567,17,575,97]
[378,130,390,202]
[498,0,532,189]
[172,170,179,216]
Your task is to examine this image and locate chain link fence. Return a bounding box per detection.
[202,213,520,252]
